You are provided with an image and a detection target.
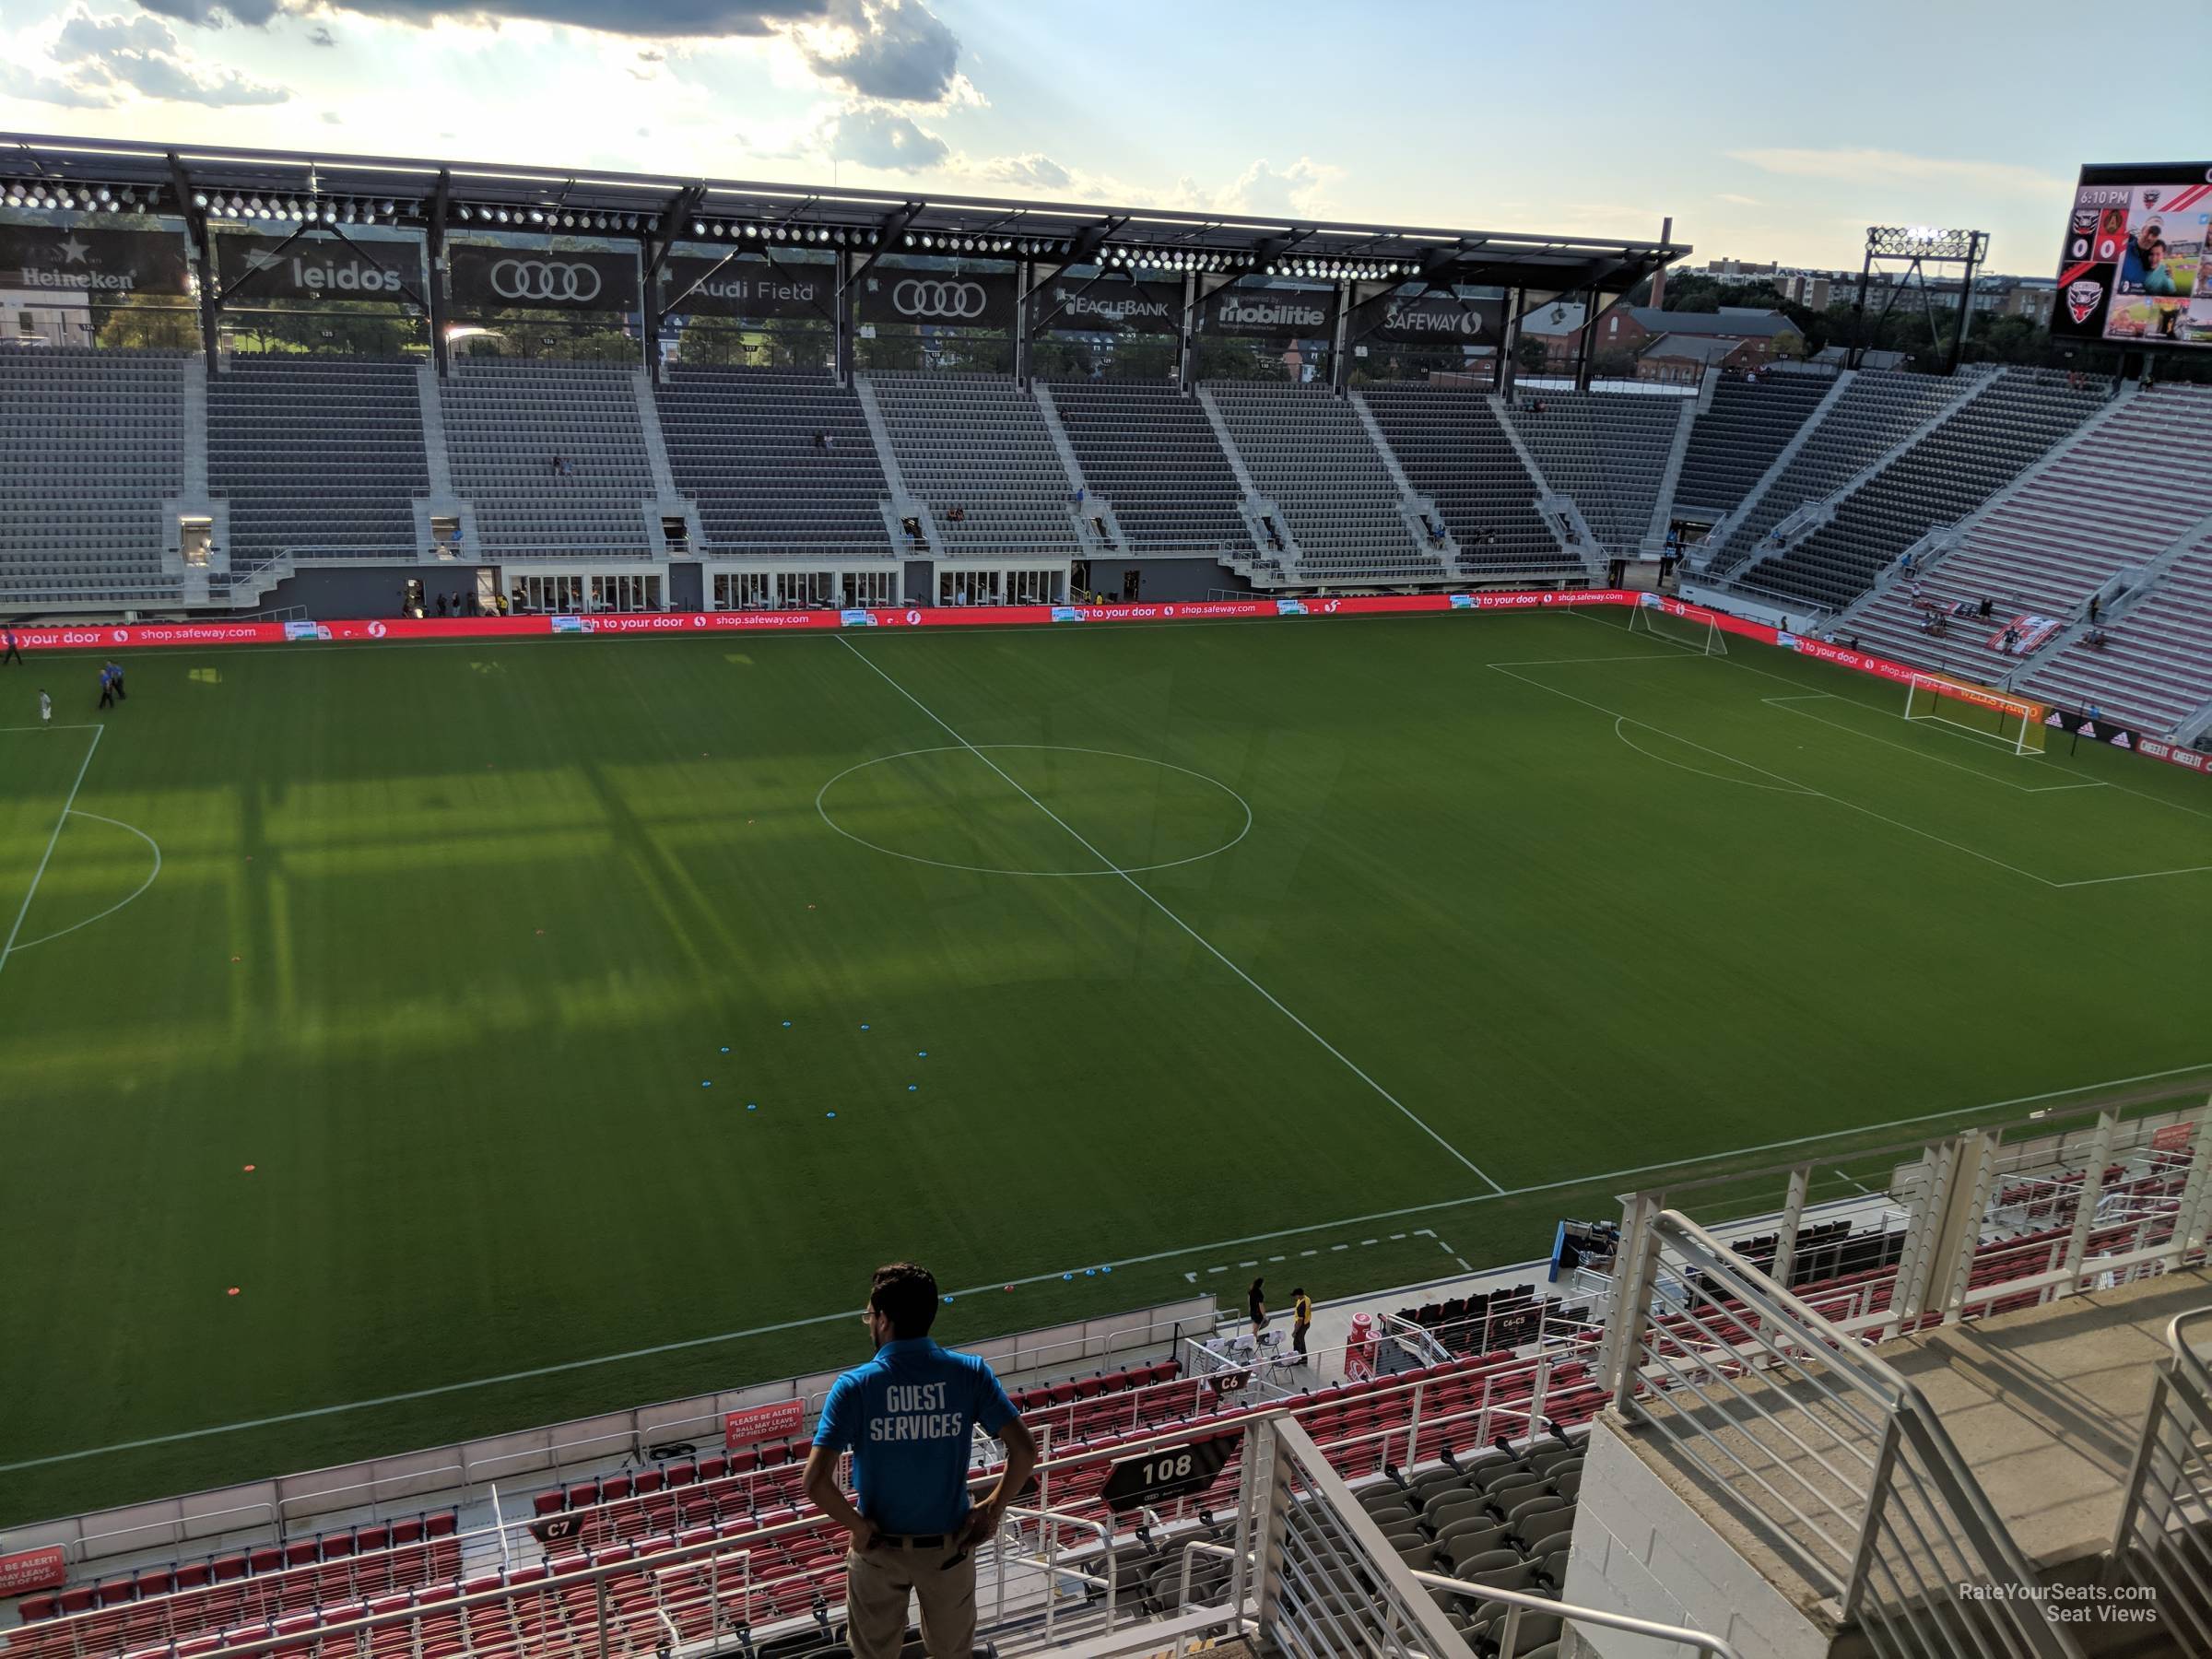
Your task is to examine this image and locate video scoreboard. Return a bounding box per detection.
[2053,161,2212,348]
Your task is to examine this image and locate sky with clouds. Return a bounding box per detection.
[2,0,2204,276]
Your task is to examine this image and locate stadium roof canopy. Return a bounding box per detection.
[0,130,1689,294]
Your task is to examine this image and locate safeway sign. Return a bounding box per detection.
[724,1398,806,1450]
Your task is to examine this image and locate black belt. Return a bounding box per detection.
[875,1534,948,1547]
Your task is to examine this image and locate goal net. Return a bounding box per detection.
[1627,601,1729,655]
[1902,673,2046,755]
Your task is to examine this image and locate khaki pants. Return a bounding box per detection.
[844,1536,976,1659]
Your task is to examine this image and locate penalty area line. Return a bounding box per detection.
[9,1060,2208,1476]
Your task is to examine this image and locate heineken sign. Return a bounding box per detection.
[0,225,190,299]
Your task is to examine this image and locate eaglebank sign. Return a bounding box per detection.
[17,598,2208,782]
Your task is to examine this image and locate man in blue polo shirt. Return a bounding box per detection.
[804,1263,1037,1659]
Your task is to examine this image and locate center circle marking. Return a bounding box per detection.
[815,745,1253,877]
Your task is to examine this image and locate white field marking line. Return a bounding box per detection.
[0,723,102,978]
[1761,696,2112,795]
[1183,1228,1441,1284]
[1611,716,1819,795]
[1491,660,2060,888]
[814,744,1253,878]
[1833,1168,1874,1195]
[0,723,103,733]
[8,811,161,952]
[13,1055,2206,1476]
[1488,653,1696,668]
[1567,605,2108,770]
[832,634,1506,1195]
[2054,864,2212,888]
[1574,611,2208,873]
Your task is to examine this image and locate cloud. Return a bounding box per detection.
[818,102,947,170]
[0,61,116,107]
[1217,158,1343,219]
[224,0,816,31]
[976,153,1071,192]
[137,0,286,25]
[307,21,335,43]
[320,107,341,121]
[53,9,289,104]
[793,0,962,104]
[1728,147,2067,199]
[1716,193,1762,207]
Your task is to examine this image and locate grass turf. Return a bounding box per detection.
[2,606,2208,1525]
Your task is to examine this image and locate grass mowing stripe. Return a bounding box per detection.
[0,722,102,977]
[831,634,1507,1195]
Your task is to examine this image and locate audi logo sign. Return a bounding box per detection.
[451,244,638,312]
[859,271,1013,331]
[491,259,602,303]
[892,278,988,320]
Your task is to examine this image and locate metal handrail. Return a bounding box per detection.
[1629,1209,2078,1657]
[1407,1567,1746,1657]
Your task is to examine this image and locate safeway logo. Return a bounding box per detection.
[111,627,127,642]
[366,620,387,639]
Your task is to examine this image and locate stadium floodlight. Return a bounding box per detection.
[690,219,705,235]
[744,224,758,238]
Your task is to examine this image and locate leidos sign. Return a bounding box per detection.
[216,234,423,301]
[0,227,190,299]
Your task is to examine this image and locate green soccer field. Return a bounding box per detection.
[4,606,2209,1526]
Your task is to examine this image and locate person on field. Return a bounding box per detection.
[39,688,52,725]
[105,661,125,700]
[1290,1288,1314,1359]
[805,1263,1037,1659]
[97,665,115,711]
[3,627,20,665]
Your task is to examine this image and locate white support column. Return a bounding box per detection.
[2175,1098,2212,1256]
[1936,1131,2001,1324]
[1601,1194,1664,1409]
[2060,1110,2121,1287]
[1886,1143,1951,1340]
[1770,1165,1813,1288]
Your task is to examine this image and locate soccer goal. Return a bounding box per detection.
[1902,673,2047,755]
[1627,601,1729,655]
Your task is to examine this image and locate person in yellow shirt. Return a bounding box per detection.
[1290,1288,1313,1360]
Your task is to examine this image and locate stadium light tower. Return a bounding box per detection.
[1848,224,1990,376]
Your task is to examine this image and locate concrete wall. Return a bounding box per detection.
[1561,1418,1832,1659]
[1080,559,1245,602]
[264,565,438,618]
